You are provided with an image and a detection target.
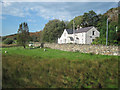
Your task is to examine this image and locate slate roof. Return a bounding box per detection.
[66,29,73,34]
[75,26,94,33]
[66,26,94,34]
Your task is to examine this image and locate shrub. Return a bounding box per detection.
[2,37,7,41]
[36,46,40,48]
[113,40,118,44]
[75,50,79,53]
[4,38,14,44]
[13,36,17,40]
[89,52,95,55]
[40,43,44,48]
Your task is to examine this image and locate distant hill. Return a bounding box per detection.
[4,34,17,38]
[29,31,42,37]
[3,31,42,39]
[104,7,118,22]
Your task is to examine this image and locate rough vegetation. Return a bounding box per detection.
[2,47,118,88]
[3,38,14,45]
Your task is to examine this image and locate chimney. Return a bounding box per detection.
[80,24,82,29]
[80,26,82,29]
[77,25,80,30]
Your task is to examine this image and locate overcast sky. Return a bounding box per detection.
[1,1,118,36]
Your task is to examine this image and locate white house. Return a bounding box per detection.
[58,26,100,44]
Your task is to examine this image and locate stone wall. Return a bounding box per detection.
[43,43,119,56]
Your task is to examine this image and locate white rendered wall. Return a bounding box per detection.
[86,27,100,44]
[58,27,100,44]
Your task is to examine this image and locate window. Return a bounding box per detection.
[69,37,74,41]
[92,31,95,35]
[82,39,83,43]
[65,39,66,43]
[76,37,79,39]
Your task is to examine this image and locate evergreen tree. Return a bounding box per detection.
[17,22,30,48]
[81,10,100,27]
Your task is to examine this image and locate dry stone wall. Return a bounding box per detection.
[43,43,119,56]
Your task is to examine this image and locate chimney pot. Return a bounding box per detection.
[77,25,80,30]
[80,26,82,29]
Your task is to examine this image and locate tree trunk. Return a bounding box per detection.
[23,45,26,49]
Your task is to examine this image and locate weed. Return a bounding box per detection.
[2,47,118,88]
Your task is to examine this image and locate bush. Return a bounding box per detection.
[92,37,110,45]
[4,38,14,44]
[40,43,44,48]
[113,40,118,44]
[2,37,7,41]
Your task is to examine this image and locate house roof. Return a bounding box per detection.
[66,29,73,34]
[66,26,94,34]
[75,26,94,33]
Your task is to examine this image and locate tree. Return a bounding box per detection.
[38,31,43,43]
[117,6,120,44]
[81,10,100,27]
[108,21,118,44]
[17,22,30,48]
[4,38,14,44]
[96,15,118,45]
[2,36,7,41]
[42,19,65,43]
[30,35,39,42]
[96,15,107,37]
[66,16,83,29]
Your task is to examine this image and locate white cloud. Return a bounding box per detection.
[27,19,36,22]
[35,6,73,21]
[2,2,74,20]
[2,2,31,17]
[1,2,118,21]
[2,0,120,2]
[2,2,12,7]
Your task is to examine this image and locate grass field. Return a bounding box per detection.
[2,47,119,88]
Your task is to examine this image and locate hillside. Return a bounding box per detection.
[104,7,118,22]
[3,31,42,39]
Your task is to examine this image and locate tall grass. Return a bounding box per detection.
[2,47,118,88]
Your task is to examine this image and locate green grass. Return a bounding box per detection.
[2,47,119,88]
[2,47,118,60]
